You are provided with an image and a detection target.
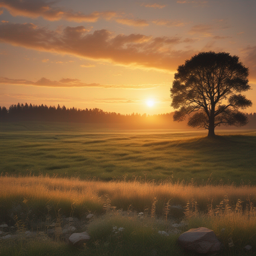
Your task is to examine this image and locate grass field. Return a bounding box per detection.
[1,122,256,255]
[0,122,256,185]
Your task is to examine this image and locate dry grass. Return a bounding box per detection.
[1,175,256,220]
[2,176,256,255]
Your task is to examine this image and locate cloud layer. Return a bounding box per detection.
[0,22,195,72]
[0,0,117,22]
[0,76,159,89]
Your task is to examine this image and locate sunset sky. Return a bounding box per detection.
[0,0,256,114]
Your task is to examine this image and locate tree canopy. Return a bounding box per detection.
[170,52,252,137]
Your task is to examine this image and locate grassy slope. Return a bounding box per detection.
[0,122,256,185]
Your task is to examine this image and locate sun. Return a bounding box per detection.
[146,99,155,107]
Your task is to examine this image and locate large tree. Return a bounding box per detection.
[170,52,252,137]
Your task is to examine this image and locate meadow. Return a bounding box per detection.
[0,122,256,185]
[1,122,256,255]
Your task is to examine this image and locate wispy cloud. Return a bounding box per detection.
[189,20,230,38]
[80,64,96,68]
[152,20,186,27]
[115,18,149,27]
[176,0,208,5]
[141,3,166,9]
[241,46,256,81]
[0,0,151,28]
[0,76,160,89]
[0,22,195,72]
[0,0,117,22]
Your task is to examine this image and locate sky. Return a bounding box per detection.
[0,0,256,114]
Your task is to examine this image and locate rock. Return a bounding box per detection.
[63,226,76,234]
[25,231,32,236]
[178,227,221,254]
[0,231,4,235]
[69,232,90,246]
[1,234,12,240]
[0,224,8,228]
[86,214,94,219]
[244,245,252,251]
[172,223,187,228]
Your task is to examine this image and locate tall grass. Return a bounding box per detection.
[1,175,256,222]
[2,176,256,255]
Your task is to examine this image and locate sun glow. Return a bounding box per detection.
[146,99,155,107]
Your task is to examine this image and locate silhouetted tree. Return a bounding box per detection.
[170,52,252,137]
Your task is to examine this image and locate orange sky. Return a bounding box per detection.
[0,0,256,114]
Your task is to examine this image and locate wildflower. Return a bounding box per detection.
[118,227,124,232]
[113,226,117,232]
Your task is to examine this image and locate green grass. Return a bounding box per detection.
[0,122,256,185]
[1,122,256,255]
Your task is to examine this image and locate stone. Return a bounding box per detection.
[178,227,221,254]
[69,232,90,246]
[0,224,8,228]
[63,226,76,234]
[0,231,4,235]
[244,245,252,251]
[172,223,187,228]
[25,231,32,236]
[86,214,94,219]
[1,234,12,240]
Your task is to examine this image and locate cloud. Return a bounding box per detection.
[242,46,256,82]
[152,20,186,27]
[0,22,195,72]
[189,21,229,37]
[176,0,208,5]
[0,0,117,22]
[189,24,213,37]
[0,76,159,89]
[42,59,49,63]
[115,18,149,27]
[80,64,96,68]
[141,3,166,9]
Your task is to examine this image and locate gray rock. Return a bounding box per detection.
[69,232,90,245]
[1,234,12,240]
[25,231,32,236]
[178,227,221,254]
[172,223,187,228]
[244,245,252,251]
[0,231,4,235]
[63,226,76,234]
[86,214,94,219]
[0,224,8,228]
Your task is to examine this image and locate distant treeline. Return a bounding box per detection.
[0,103,256,129]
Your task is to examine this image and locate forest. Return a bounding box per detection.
[0,103,256,129]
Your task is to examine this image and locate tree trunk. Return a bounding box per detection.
[208,115,215,137]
